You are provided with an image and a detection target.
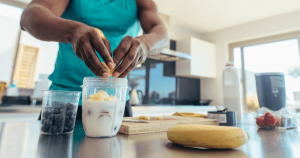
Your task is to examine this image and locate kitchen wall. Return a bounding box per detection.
[169,25,202,41]
[0,15,20,84]
[19,32,58,82]
[199,10,300,105]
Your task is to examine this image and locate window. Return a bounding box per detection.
[229,32,300,112]
[12,44,40,89]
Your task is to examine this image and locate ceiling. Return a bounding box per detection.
[153,0,300,33]
[13,0,300,34]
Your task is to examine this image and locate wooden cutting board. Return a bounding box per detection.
[118,116,219,135]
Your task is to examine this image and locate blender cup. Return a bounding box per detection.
[40,90,81,135]
[81,77,128,138]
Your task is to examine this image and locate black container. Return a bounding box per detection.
[1,96,31,105]
[207,110,237,126]
[255,72,286,111]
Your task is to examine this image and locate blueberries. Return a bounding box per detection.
[65,119,73,126]
[59,103,66,109]
[41,119,45,125]
[48,110,55,115]
[66,103,76,110]
[54,106,60,111]
[66,110,76,117]
[48,114,55,120]
[44,119,53,127]
[60,108,66,114]
[54,109,60,114]
[48,125,58,133]
[55,114,64,123]
[64,126,74,133]
[41,101,78,134]
[42,111,49,119]
[41,126,49,132]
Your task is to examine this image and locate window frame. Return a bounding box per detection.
[228,31,300,112]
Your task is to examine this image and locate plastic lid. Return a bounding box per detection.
[83,77,128,88]
[226,62,234,66]
[255,72,284,76]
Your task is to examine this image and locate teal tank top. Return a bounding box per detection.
[48,0,140,105]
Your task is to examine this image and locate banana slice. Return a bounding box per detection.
[95,28,106,39]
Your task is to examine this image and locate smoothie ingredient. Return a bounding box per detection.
[264,112,277,126]
[256,116,266,128]
[139,116,150,120]
[155,116,163,120]
[88,90,116,101]
[264,112,272,121]
[172,112,206,118]
[102,62,117,76]
[167,124,249,149]
[41,101,77,134]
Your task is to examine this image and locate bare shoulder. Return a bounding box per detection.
[27,0,71,16]
[135,0,158,11]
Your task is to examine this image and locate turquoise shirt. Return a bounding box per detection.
[48,0,140,105]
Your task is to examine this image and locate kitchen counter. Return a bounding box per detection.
[0,105,218,122]
[1,115,300,158]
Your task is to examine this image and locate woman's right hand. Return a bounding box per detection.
[71,24,115,77]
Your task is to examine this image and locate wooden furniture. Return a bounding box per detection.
[0,82,6,102]
[118,116,218,135]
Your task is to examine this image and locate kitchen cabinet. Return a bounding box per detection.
[176,37,216,78]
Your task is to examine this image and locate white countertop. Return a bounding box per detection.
[131,105,219,117]
[0,105,220,121]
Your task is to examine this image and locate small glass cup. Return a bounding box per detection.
[81,77,128,138]
[40,90,81,135]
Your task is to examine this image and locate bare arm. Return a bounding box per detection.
[21,0,114,77]
[112,0,169,78]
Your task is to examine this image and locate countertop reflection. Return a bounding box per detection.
[0,118,299,158]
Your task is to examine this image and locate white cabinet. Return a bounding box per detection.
[176,37,216,78]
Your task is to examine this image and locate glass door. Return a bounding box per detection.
[233,39,300,111]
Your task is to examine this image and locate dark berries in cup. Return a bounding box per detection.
[41,102,77,134]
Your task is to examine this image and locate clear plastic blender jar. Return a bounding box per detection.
[81,77,128,137]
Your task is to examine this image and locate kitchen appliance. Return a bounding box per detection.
[147,48,191,62]
[130,89,144,106]
[255,72,286,111]
[119,116,218,135]
[207,108,237,126]
[1,96,31,105]
[81,77,128,137]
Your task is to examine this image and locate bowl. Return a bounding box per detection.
[254,107,298,130]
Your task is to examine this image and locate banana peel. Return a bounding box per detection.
[102,62,118,76]
[95,28,106,39]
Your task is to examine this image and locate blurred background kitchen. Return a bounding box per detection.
[2,0,300,121]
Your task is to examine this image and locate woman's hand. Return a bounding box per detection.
[112,36,149,78]
[71,24,115,78]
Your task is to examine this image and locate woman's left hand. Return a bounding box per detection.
[112,36,149,78]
